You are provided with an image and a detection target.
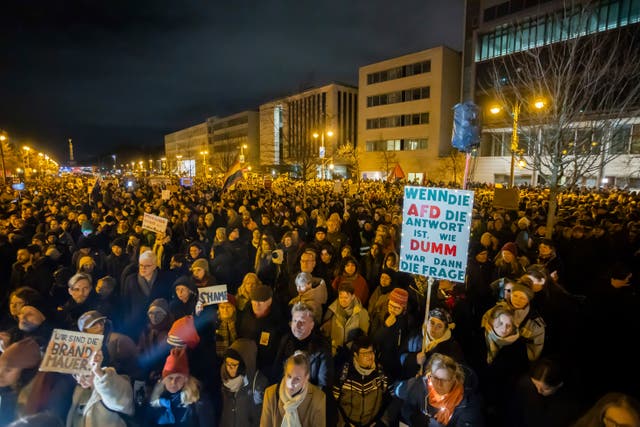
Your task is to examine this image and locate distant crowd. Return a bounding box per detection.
[0,175,639,427]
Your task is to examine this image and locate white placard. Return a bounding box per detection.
[161,190,171,200]
[142,212,168,234]
[399,186,474,282]
[198,285,228,306]
[40,329,104,375]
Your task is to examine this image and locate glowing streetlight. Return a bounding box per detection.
[313,129,334,179]
[200,150,208,177]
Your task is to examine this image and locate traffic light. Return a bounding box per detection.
[451,101,481,152]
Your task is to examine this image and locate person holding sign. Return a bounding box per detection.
[66,349,134,427]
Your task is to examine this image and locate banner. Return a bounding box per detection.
[399,186,474,282]
[493,187,520,210]
[142,212,168,234]
[40,329,104,375]
[198,285,228,306]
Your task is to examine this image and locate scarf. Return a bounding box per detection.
[427,379,464,425]
[336,299,355,320]
[137,271,157,297]
[512,305,529,327]
[353,358,375,377]
[157,391,187,425]
[223,375,245,393]
[422,328,452,355]
[485,328,520,364]
[216,317,237,357]
[278,381,308,427]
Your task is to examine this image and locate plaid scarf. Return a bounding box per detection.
[215,317,237,357]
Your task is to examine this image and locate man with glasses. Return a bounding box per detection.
[333,335,393,427]
[121,250,172,339]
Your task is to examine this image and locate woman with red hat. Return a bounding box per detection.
[146,347,214,426]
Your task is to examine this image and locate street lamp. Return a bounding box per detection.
[490,99,545,187]
[200,150,208,177]
[239,144,247,164]
[313,130,333,179]
[22,146,31,179]
[0,134,7,184]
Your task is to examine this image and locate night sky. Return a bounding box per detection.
[0,0,464,163]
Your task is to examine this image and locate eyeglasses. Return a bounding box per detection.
[358,350,375,357]
[139,264,155,269]
[428,374,454,384]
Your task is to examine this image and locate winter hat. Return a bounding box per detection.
[190,258,209,274]
[111,237,127,249]
[501,242,518,257]
[315,226,327,234]
[389,288,409,309]
[167,315,200,349]
[172,275,198,294]
[22,293,51,321]
[0,337,42,369]
[148,298,170,316]
[223,347,246,375]
[78,256,95,269]
[429,307,453,328]
[77,310,107,332]
[162,347,190,378]
[250,285,273,302]
[379,268,397,284]
[511,282,535,301]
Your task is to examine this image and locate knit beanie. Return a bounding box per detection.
[162,347,190,378]
[223,347,245,375]
[22,293,51,321]
[148,298,170,316]
[0,337,42,369]
[167,315,200,349]
[501,242,518,257]
[389,288,409,309]
[429,307,453,327]
[511,282,535,301]
[190,258,210,274]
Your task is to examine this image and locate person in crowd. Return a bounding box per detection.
[169,276,198,320]
[237,284,287,374]
[273,302,333,392]
[535,238,565,286]
[0,286,40,350]
[0,338,43,425]
[331,256,369,306]
[289,272,326,325]
[145,347,214,426]
[121,250,172,339]
[235,272,261,312]
[59,272,99,330]
[66,350,134,427]
[505,357,582,427]
[219,338,268,427]
[189,258,216,288]
[77,310,140,379]
[321,282,369,360]
[371,288,410,382]
[138,298,173,381]
[333,335,393,427]
[104,237,129,288]
[254,233,281,287]
[215,294,238,359]
[367,268,397,324]
[402,307,464,378]
[315,244,338,289]
[395,353,485,427]
[261,351,326,427]
[94,276,121,327]
[571,392,640,427]
[493,242,529,281]
[360,243,383,294]
[16,292,56,349]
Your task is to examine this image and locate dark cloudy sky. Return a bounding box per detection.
[0,0,464,163]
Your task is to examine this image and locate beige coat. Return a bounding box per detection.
[260,382,325,427]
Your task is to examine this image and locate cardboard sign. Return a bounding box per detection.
[161,190,171,200]
[493,187,520,210]
[198,285,228,306]
[399,186,474,282]
[40,329,104,375]
[142,212,168,234]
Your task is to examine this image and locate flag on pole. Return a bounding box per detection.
[222,160,245,192]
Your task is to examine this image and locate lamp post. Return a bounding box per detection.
[0,134,7,184]
[490,99,545,187]
[200,150,208,178]
[313,130,333,179]
[22,146,31,180]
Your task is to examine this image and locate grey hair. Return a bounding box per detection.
[291,301,315,321]
[139,250,157,264]
[68,272,92,288]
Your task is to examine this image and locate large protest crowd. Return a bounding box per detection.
[0,174,639,427]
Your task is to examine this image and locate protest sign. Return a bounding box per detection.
[493,187,520,210]
[198,285,228,306]
[399,186,474,282]
[142,212,168,234]
[161,189,171,200]
[40,329,104,375]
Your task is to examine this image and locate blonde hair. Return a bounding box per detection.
[150,375,201,407]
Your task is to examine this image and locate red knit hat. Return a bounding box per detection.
[501,242,518,257]
[167,315,200,349]
[162,347,189,378]
[389,288,409,309]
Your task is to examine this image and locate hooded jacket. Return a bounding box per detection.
[219,338,268,427]
[322,298,370,356]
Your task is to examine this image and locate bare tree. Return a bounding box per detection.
[210,146,237,174]
[334,140,360,180]
[481,1,640,236]
[378,150,398,180]
[432,149,466,186]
